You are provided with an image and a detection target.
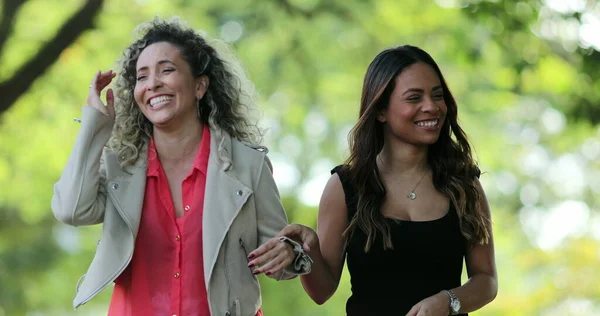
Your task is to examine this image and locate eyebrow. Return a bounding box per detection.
[402,85,443,95]
[137,59,175,72]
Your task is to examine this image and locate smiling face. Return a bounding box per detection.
[378,62,447,146]
[133,41,208,128]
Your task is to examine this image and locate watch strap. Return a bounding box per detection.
[442,289,460,315]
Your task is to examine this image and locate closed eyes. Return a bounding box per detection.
[407,93,443,101]
[136,68,175,81]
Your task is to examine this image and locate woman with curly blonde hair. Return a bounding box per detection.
[52,18,311,316]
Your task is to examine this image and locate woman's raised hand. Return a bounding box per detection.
[86,70,117,119]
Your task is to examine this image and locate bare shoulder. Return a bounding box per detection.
[322,173,345,202]
[318,173,348,223]
[317,172,350,279]
[473,177,484,190]
[473,177,492,215]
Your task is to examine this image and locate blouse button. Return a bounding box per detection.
[174,272,180,279]
[111,183,119,190]
[184,205,190,211]
[175,235,181,241]
[236,190,243,196]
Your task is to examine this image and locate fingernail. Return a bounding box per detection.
[247,263,254,268]
[265,271,271,276]
[247,253,255,259]
[253,270,260,275]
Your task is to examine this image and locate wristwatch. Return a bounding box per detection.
[442,289,461,315]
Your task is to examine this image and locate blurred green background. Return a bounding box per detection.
[1,0,599,315]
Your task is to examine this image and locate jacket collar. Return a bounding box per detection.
[145,125,212,177]
[121,141,149,176]
[209,127,233,172]
[120,125,232,176]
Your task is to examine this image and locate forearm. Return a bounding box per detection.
[452,273,498,313]
[300,249,339,305]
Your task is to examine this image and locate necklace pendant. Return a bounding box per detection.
[408,192,417,200]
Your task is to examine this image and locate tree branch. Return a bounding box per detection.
[0,0,104,116]
[0,0,27,54]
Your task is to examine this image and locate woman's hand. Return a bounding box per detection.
[406,292,450,316]
[247,223,319,277]
[247,237,294,276]
[276,223,319,254]
[87,70,117,119]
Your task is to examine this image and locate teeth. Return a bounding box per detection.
[416,119,438,127]
[149,95,173,107]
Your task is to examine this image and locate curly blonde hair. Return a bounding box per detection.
[110,17,262,166]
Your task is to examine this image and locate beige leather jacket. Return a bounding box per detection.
[52,107,305,315]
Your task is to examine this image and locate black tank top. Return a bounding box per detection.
[332,166,468,316]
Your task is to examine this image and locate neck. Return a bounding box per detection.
[153,119,204,163]
[378,137,429,176]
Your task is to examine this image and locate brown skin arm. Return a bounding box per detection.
[406,178,498,316]
[450,178,498,312]
[277,174,349,304]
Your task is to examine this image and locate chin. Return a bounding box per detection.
[420,136,441,146]
[147,115,173,126]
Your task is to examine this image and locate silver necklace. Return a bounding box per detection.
[378,156,429,200]
[406,170,428,200]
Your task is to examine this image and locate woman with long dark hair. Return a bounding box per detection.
[256,45,498,315]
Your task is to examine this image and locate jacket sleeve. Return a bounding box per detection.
[51,107,113,226]
[254,155,311,279]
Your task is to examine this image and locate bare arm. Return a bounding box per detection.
[298,173,349,304]
[449,178,498,313]
[407,178,498,316]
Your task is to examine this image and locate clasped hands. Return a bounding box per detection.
[247,223,318,278]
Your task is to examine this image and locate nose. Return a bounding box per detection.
[421,97,440,113]
[146,74,163,91]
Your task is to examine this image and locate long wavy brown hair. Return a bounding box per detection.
[110,17,262,166]
[344,45,491,252]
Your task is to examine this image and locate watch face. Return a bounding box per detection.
[451,299,461,312]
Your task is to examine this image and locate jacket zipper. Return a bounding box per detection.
[239,238,258,281]
[76,191,135,308]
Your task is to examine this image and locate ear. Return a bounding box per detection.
[377,109,387,123]
[195,75,209,99]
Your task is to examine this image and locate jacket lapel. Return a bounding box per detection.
[104,133,250,287]
[202,130,252,285]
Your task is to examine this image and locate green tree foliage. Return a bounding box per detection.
[0,0,598,315]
